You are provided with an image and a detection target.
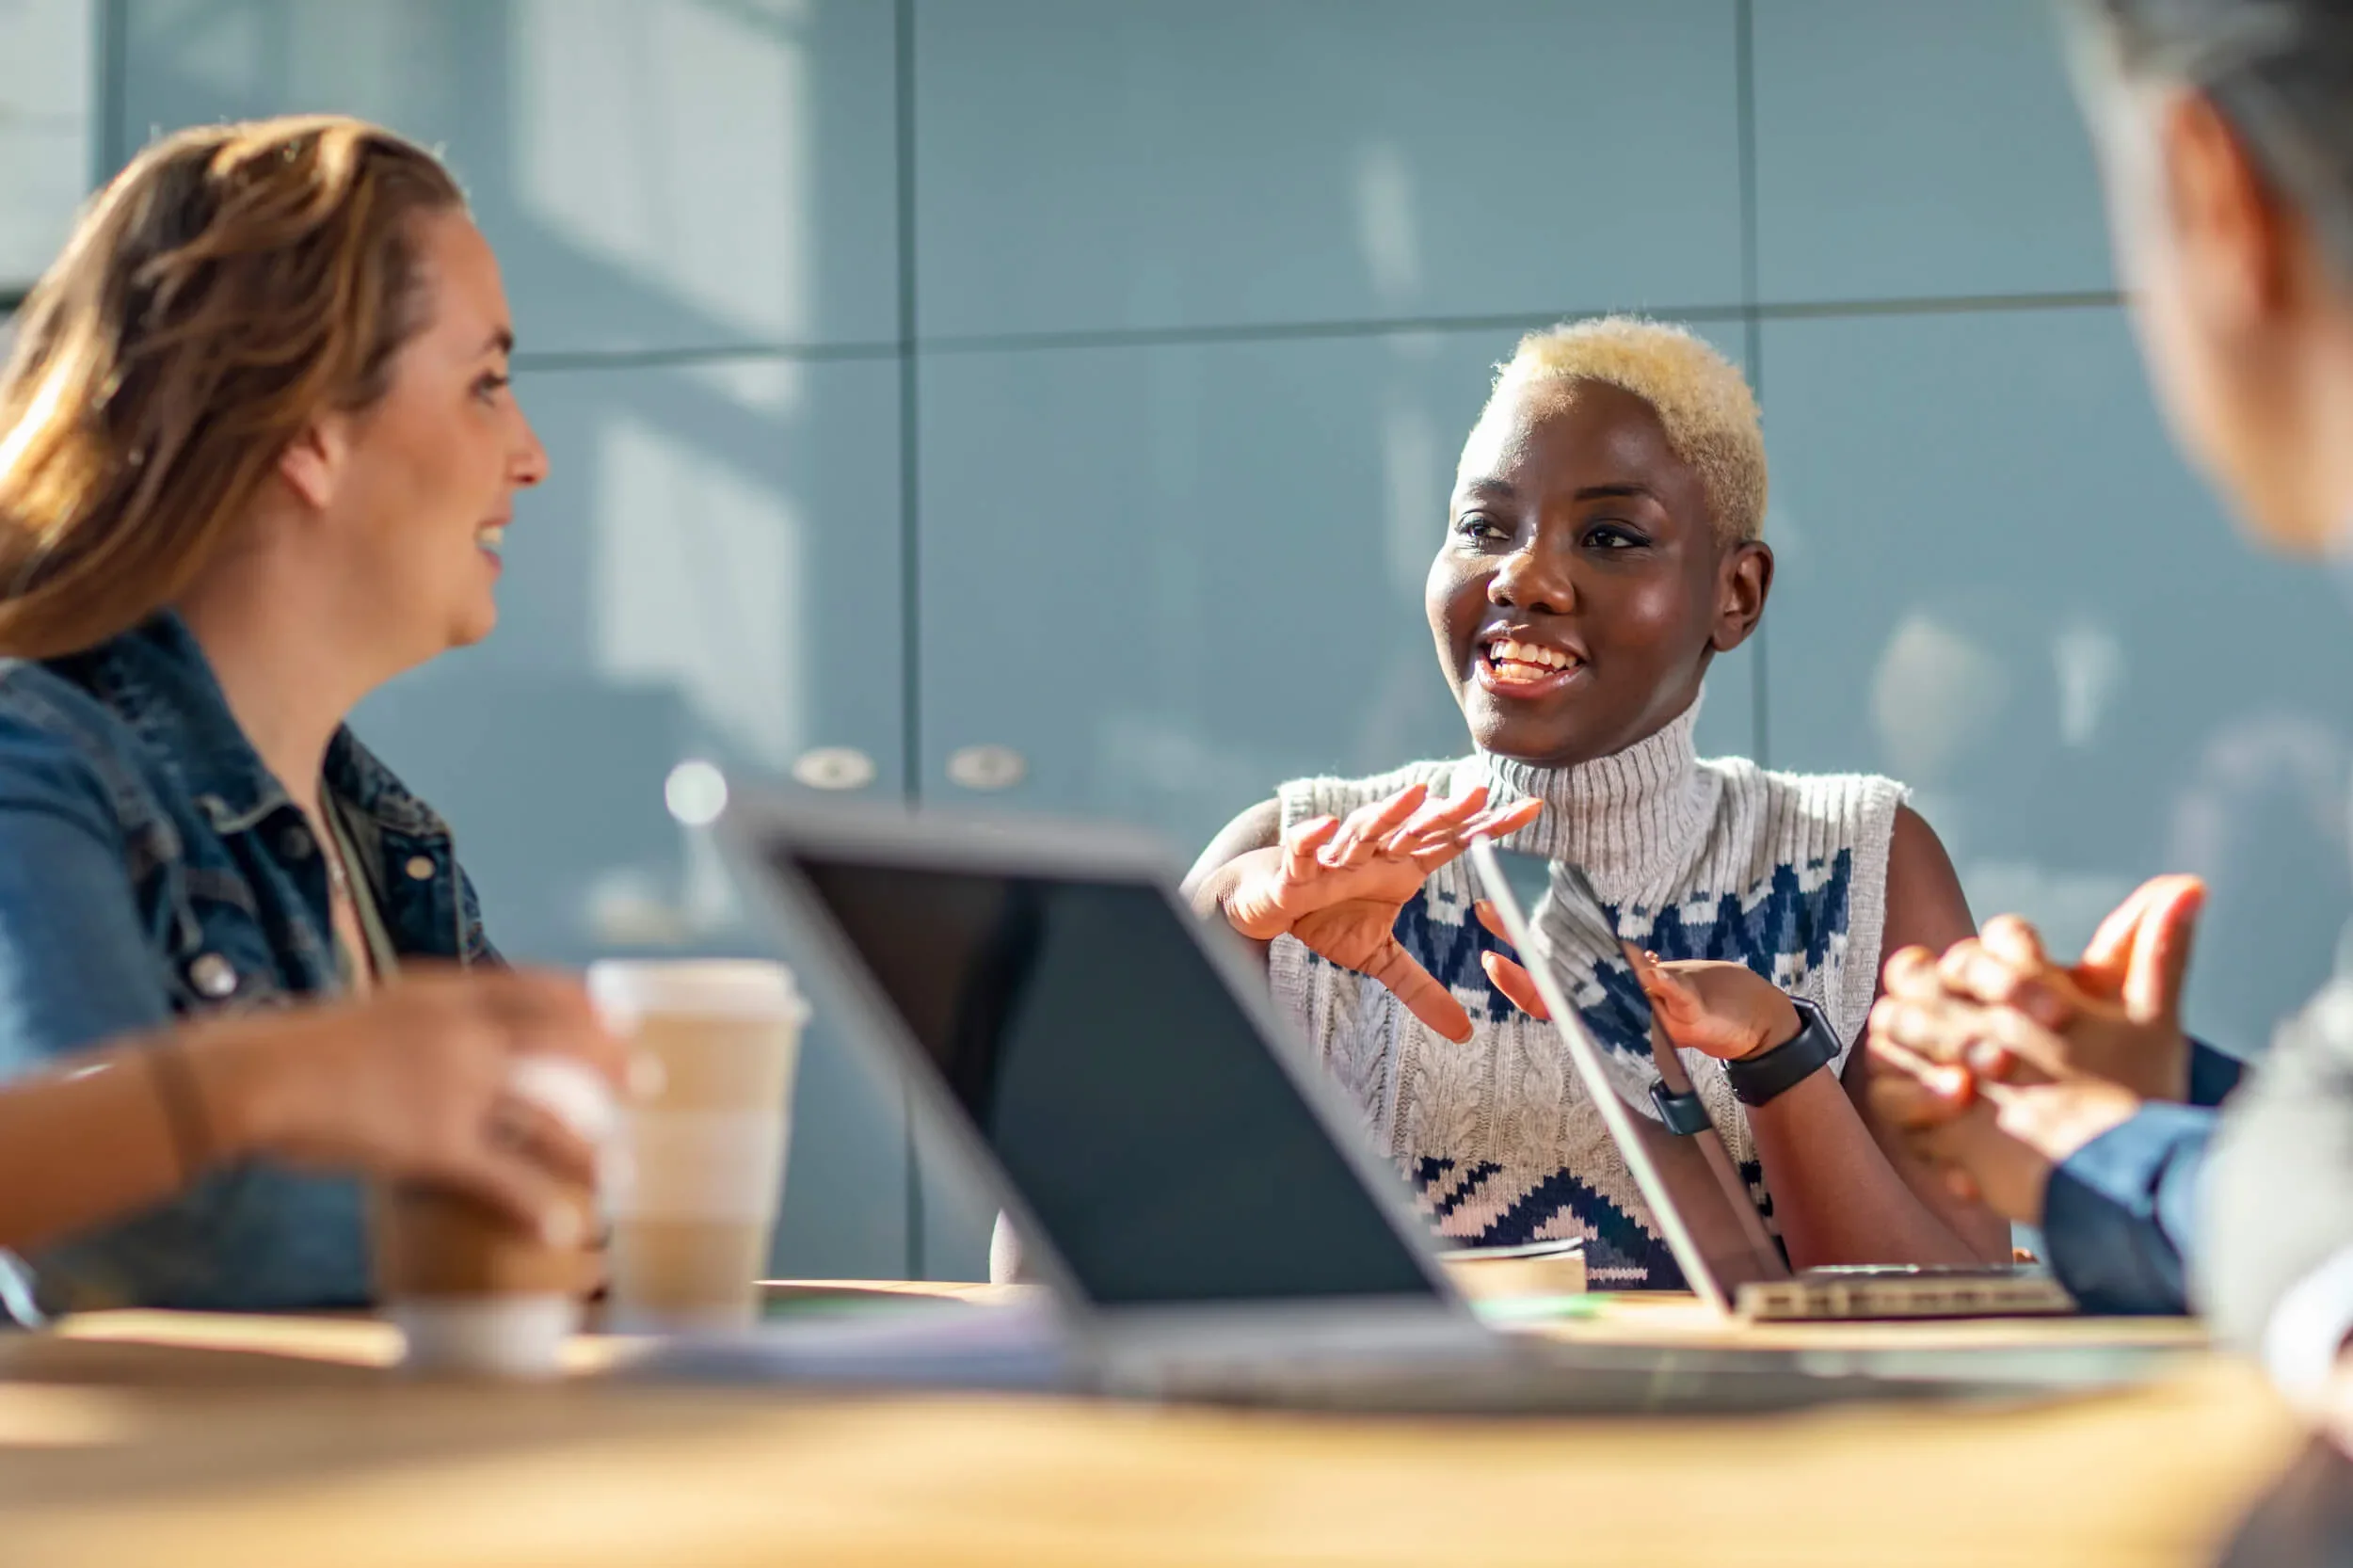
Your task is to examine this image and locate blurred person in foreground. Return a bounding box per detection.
[1870,0,2353,1406]
[0,116,624,1312]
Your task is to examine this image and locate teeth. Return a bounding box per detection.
[478,524,506,552]
[1486,637,1572,671]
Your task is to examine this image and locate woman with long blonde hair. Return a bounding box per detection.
[0,116,620,1312]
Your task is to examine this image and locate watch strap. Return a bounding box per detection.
[1648,1080,1713,1137]
[1725,997,1840,1108]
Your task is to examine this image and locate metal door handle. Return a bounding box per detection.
[946,744,1027,792]
[792,746,877,792]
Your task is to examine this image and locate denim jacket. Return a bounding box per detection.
[0,613,493,1311]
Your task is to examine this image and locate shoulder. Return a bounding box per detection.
[1695,755,1910,879]
[0,657,156,824]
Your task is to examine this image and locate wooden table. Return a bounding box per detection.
[0,1287,2310,1568]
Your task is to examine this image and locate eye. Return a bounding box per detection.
[1582,521,1650,551]
[472,370,511,404]
[1453,512,1511,546]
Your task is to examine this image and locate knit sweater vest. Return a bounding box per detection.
[1270,702,1906,1288]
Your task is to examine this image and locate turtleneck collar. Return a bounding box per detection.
[1475,696,1717,909]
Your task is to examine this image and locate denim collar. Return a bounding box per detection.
[78,612,447,843]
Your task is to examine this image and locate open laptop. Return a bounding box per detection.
[1467,842,2075,1321]
[712,792,2129,1414]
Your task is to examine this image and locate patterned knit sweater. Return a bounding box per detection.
[1270,702,1906,1289]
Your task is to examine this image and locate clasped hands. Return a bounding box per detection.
[1220,781,1801,1055]
[1865,874,2205,1223]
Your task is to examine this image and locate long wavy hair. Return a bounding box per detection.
[0,116,464,658]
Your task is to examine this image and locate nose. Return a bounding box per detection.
[1488,538,1575,616]
[510,404,550,490]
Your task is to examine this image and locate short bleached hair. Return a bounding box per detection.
[1476,316,1768,544]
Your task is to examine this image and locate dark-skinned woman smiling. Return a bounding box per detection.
[1180,318,2009,1287]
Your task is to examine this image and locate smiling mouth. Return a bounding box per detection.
[477,521,507,558]
[1475,635,1583,697]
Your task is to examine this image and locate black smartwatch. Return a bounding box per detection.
[1724,996,1840,1108]
[1648,1081,1712,1137]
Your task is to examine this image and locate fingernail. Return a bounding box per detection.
[1965,1040,2009,1076]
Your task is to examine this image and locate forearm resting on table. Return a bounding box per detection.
[0,1032,218,1255]
[1749,1068,2003,1269]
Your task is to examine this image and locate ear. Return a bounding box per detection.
[2157,88,2296,328]
[274,411,351,514]
[1708,540,1772,653]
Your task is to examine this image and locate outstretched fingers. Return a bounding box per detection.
[1401,795,1543,871]
[1281,815,1340,882]
[1364,936,1474,1043]
[1472,899,1513,944]
[1481,951,1550,1020]
[1321,784,1429,869]
[1381,785,1490,853]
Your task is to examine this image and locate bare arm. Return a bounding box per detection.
[1860,806,2013,1259]
[0,972,630,1260]
[1180,797,1283,947]
[1741,807,2003,1264]
[0,1035,194,1256]
[1732,808,2007,1267]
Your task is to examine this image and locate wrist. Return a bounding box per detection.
[1749,995,1804,1059]
[1210,849,1286,937]
[1726,997,1841,1107]
[171,1016,285,1161]
[2004,1079,2143,1167]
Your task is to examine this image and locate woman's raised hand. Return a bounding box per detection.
[1471,902,1800,1059]
[1220,782,1542,1042]
[1627,952,1803,1062]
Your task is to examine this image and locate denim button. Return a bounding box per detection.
[188,953,237,999]
[404,856,435,882]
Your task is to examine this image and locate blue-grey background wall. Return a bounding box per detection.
[10,0,2351,1278]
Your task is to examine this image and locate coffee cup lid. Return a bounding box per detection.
[586,959,809,1025]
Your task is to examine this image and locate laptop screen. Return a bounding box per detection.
[791,853,1439,1307]
[1473,846,1786,1301]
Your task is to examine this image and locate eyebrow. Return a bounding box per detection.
[1456,478,1658,503]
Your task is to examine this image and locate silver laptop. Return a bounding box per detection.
[1467,841,2074,1321]
[708,792,2114,1411]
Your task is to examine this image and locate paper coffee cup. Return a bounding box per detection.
[376,1055,616,1378]
[588,960,808,1335]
